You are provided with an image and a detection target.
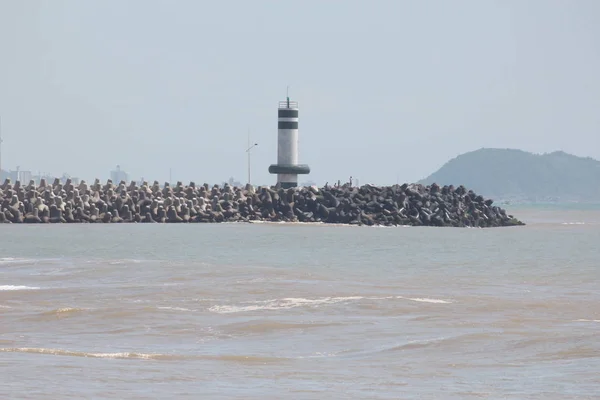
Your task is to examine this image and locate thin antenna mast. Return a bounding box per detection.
[245,128,258,186]
[247,129,251,185]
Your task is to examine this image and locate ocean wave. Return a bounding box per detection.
[574,319,600,323]
[156,306,194,312]
[0,285,41,291]
[209,295,452,314]
[77,259,158,268]
[0,257,66,266]
[295,336,451,360]
[562,222,586,225]
[28,268,66,276]
[0,258,38,266]
[357,336,450,355]
[29,306,195,321]
[200,354,287,364]
[0,347,176,360]
[246,220,406,228]
[107,259,144,265]
[295,351,339,359]
[209,296,365,314]
[41,307,88,316]
[397,296,453,304]
[0,347,288,364]
[534,345,600,362]
[338,332,501,360]
[222,320,345,334]
[384,336,450,351]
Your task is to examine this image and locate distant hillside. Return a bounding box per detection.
[419,148,600,203]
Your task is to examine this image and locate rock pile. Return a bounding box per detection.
[0,178,524,227]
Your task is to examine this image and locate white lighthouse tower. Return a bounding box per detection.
[268,95,310,188]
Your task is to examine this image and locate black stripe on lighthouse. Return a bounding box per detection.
[278,109,299,118]
[278,121,298,129]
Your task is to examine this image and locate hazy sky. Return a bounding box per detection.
[1,0,598,185]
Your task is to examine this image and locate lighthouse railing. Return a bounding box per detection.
[278,101,298,109]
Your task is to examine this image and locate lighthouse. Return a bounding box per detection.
[268,95,310,188]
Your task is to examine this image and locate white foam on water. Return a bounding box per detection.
[296,351,339,359]
[246,221,406,228]
[562,222,586,225]
[0,285,41,291]
[52,307,87,314]
[397,296,453,304]
[297,336,451,360]
[0,347,162,359]
[208,295,452,314]
[29,268,65,276]
[95,259,146,265]
[157,306,194,312]
[574,319,600,323]
[0,305,11,309]
[0,258,37,265]
[209,296,365,314]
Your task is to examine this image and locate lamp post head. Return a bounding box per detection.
[246,143,259,152]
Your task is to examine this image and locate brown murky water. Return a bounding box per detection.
[1,207,599,399]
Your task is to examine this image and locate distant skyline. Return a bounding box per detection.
[4,147,600,187]
[1,1,599,186]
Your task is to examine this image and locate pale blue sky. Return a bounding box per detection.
[1,0,598,185]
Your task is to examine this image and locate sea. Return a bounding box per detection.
[1,204,599,399]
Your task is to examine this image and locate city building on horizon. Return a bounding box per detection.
[0,166,81,186]
[110,165,129,184]
[32,173,57,185]
[0,166,33,184]
[223,176,243,188]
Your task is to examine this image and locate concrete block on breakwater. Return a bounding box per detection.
[0,178,524,227]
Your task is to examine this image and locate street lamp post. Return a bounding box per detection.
[246,142,258,186]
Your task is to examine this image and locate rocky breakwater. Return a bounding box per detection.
[0,178,524,227]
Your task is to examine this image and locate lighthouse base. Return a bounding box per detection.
[268,164,310,189]
[276,173,298,188]
[279,181,298,189]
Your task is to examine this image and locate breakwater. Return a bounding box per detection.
[0,178,524,227]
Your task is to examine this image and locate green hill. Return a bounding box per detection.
[419,148,600,203]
